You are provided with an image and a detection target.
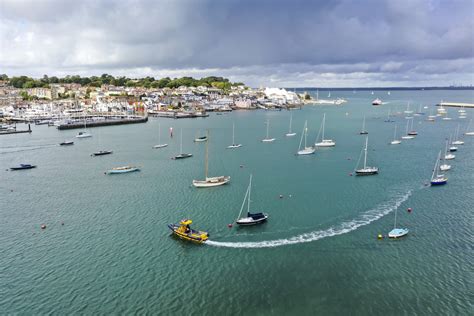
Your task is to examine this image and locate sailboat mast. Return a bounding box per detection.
[205,130,209,178]
[232,123,235,144]
[266,120,270,139]
[363,137,368,168]
[158,123,161,143]
[362,116,366,131]
[322,114,326,140]
[394,208,397,229]
[247,174,252,214]
[304,124,307,147]
[180,128,183,153]
[431,151,440,180]
[289,113,293,133]
[393,125,397,140]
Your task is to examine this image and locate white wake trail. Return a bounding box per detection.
[207,190,412,249]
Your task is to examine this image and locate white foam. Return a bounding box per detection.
[207,190,412,249]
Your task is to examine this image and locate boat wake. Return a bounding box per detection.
[207,190,412,249]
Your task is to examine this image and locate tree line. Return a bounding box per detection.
[0,74,244,90]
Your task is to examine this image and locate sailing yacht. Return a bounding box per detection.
[444,136,455,160]
[172,128,193,159]
[76,114,92,138]
[390,125,401,145]
[153,123,168,148]
[407,117,418,135]
[91,128,112,156]
[427,108,436,121]
[439,141,451,171]
[355,136,378,175]
[315,113,335,147]
[262,119,276,142]
[235,174,268,226]
[227,123,242,148]
[465,119,474,136]
[285,113,297,137]
[359,116,368,134]
[297,120,315,155]
[431,151,448,185]
[401,119,414,139]
[451,124,464,145]
[193,131,230,187]
[388,206,408,238]
[404,102,413,115]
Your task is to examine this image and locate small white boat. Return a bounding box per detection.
[193,131,230,188]
[451,124,464,145]
[107,166,140,174]
[285,113,297,137]
[235,174,268,226]
[297,120,315,155]
[372,98,382,106]
[390,125,401,145]
[76,115,92,138]
[227,123,242,149]
[153,123,168,149]
[388,206,408,238]
[355,136,378,176]
[262,119,276,142]
[315,113,335,147]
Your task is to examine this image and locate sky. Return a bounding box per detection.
[0,0,473,87]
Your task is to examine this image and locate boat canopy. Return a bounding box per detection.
[180,219,192,225]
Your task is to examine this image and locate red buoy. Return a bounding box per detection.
[349,173,353,176]
[227,223,233,228]
[407,207,412,213]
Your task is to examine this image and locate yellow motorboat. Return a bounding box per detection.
[168,219,209,243]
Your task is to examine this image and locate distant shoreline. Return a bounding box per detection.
[287,87,474,91]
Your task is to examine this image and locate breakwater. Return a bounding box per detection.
[57,116,148,130]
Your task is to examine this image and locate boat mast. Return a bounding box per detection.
[180,128,183,153]
[393,125,397,140]
[266,119,270,139]
[205,130,209,178]
[298,121,306,151]
[158,123,161,143]
[321,113,326,140]
[247,174,252,214]
[431,151,440,180]
[232,123,235,144]
[362,116,366,131]
[304,124,308,148]
[393,207,397,229]
[289,113,293,133]
[363,137,368,169]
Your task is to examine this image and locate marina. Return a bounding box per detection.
[1,88,473,315]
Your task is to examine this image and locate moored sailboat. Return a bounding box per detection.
[388,207,409,238]
[390,125,401,145]
[297,120,315,155]
[430,151,448,185]
[315,113,335,147]
[172,128,193,159]
[227,123,242,148]
[153,123,168,148]
[262,119,276,142]
[193,131,230,188]
[235,174,268,226]
[355,136,378,175]
[285,113,297,137]
[359,116,368,134]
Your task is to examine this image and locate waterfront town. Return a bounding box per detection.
[0,74,311,131]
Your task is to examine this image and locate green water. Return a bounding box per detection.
[1,90,473,314]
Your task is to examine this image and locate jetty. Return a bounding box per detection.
[57,116,148,130]
[0,124,32,135]
[149,111,209,119]
[437,102,474,108]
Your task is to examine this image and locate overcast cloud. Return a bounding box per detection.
[0,0,473,87]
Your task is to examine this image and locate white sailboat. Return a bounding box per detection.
[439,141,451,171]
[390,125,401,145]
[355,136,378,175]
[388,206,409,238]
[297,120,315,155]
[431,151,448,185]
[193,131,230,188]
[262,119,276,142]
[76,114,92,138]
[404,102,413,114]
[359,116,368,134]
[407,117,418,135]
[235,174,268,226]
[315,113,335,147]
[172,128,193,159]
[427,108,436,121]
[153,123,168,148]
[445,136,455,160]
[401,119,414,139]
[227,123,242,148]
[285,113,297,137]
[451,124,464,145]
[465,119,474,136]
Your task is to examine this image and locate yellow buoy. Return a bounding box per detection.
[377,234,383,239]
